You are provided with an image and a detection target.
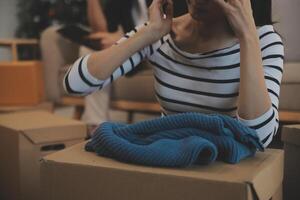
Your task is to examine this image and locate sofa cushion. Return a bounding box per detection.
[273,0,300,61]
[279,84,300,111]
[111,66,156,102]
[281,63,300,83]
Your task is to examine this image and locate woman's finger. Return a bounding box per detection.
[150,0,166,18]
[229,0,242,7]
[243,0,252,8]
[214,0,231,12]
[153,0,165,10]
[165,0,174,20]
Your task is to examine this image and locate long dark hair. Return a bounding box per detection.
[251,0,273,26]
[184,0,273,26]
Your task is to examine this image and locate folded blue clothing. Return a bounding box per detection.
[85,112,264,168]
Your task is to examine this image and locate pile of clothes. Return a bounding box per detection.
[86,112,264,168]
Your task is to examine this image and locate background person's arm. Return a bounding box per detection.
[87,0,107,32]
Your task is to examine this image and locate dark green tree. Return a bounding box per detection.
[16,0,88,38]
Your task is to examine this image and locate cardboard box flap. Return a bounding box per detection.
[246,149,284,200]
[43,143,284,200]
[282,125,300,146]
[0,111,86,144]
[22,126,86,145]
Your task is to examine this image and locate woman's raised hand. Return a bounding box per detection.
[148,0,174,41]
[214,0,257,40]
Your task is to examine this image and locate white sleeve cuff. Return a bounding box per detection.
[236,106,274,128]
[81,54,105,85]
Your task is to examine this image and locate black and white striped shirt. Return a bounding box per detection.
[64,23,284,147]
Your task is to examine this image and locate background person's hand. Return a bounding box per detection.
[214,0,257,40]
[86,25,124,49]
[148,0,174,41]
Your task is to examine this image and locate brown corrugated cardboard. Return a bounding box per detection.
[282,125,300,200]
[0,61,45,106]
[41,142,284,200]
[0,101,53,114]
[0,111,87,200]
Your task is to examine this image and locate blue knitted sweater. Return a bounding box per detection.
[85,112,264,167]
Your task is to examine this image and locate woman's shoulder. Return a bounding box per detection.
[257,25,284,57]
[257,24,282,42]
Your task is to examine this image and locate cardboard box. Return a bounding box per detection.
[0,101,53,114]
[41,142,284,200]
[0,111,87,200]
[282,125,300,200]
[0,61,45,106]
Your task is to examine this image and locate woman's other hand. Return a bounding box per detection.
[214,0,257,40]
[148,0,174,41]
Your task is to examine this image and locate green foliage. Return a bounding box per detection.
[16,0,88,38]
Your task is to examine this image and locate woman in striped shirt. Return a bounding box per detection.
[64,0,284,147]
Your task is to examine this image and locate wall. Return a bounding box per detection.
[273,0,300,61]
[0,0,18,61]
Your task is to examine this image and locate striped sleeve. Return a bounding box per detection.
[63,22,165,96]
[237,29,284,148]
[63,54,104,96]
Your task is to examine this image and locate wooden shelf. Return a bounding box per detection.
[61,96,300,125]
[60,96,161,120]
[0,38,39,61]
[60,96,84,106]
[279,111,300,124]
[110,101,161,113]
[0,39,38,46]
[61,96,161,113]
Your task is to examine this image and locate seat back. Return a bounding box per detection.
[273,0,300,61]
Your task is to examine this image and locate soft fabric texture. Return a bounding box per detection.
[85,112,264,168]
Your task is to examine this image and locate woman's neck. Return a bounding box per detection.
[171,14,238,54]
[185,14,234,40]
